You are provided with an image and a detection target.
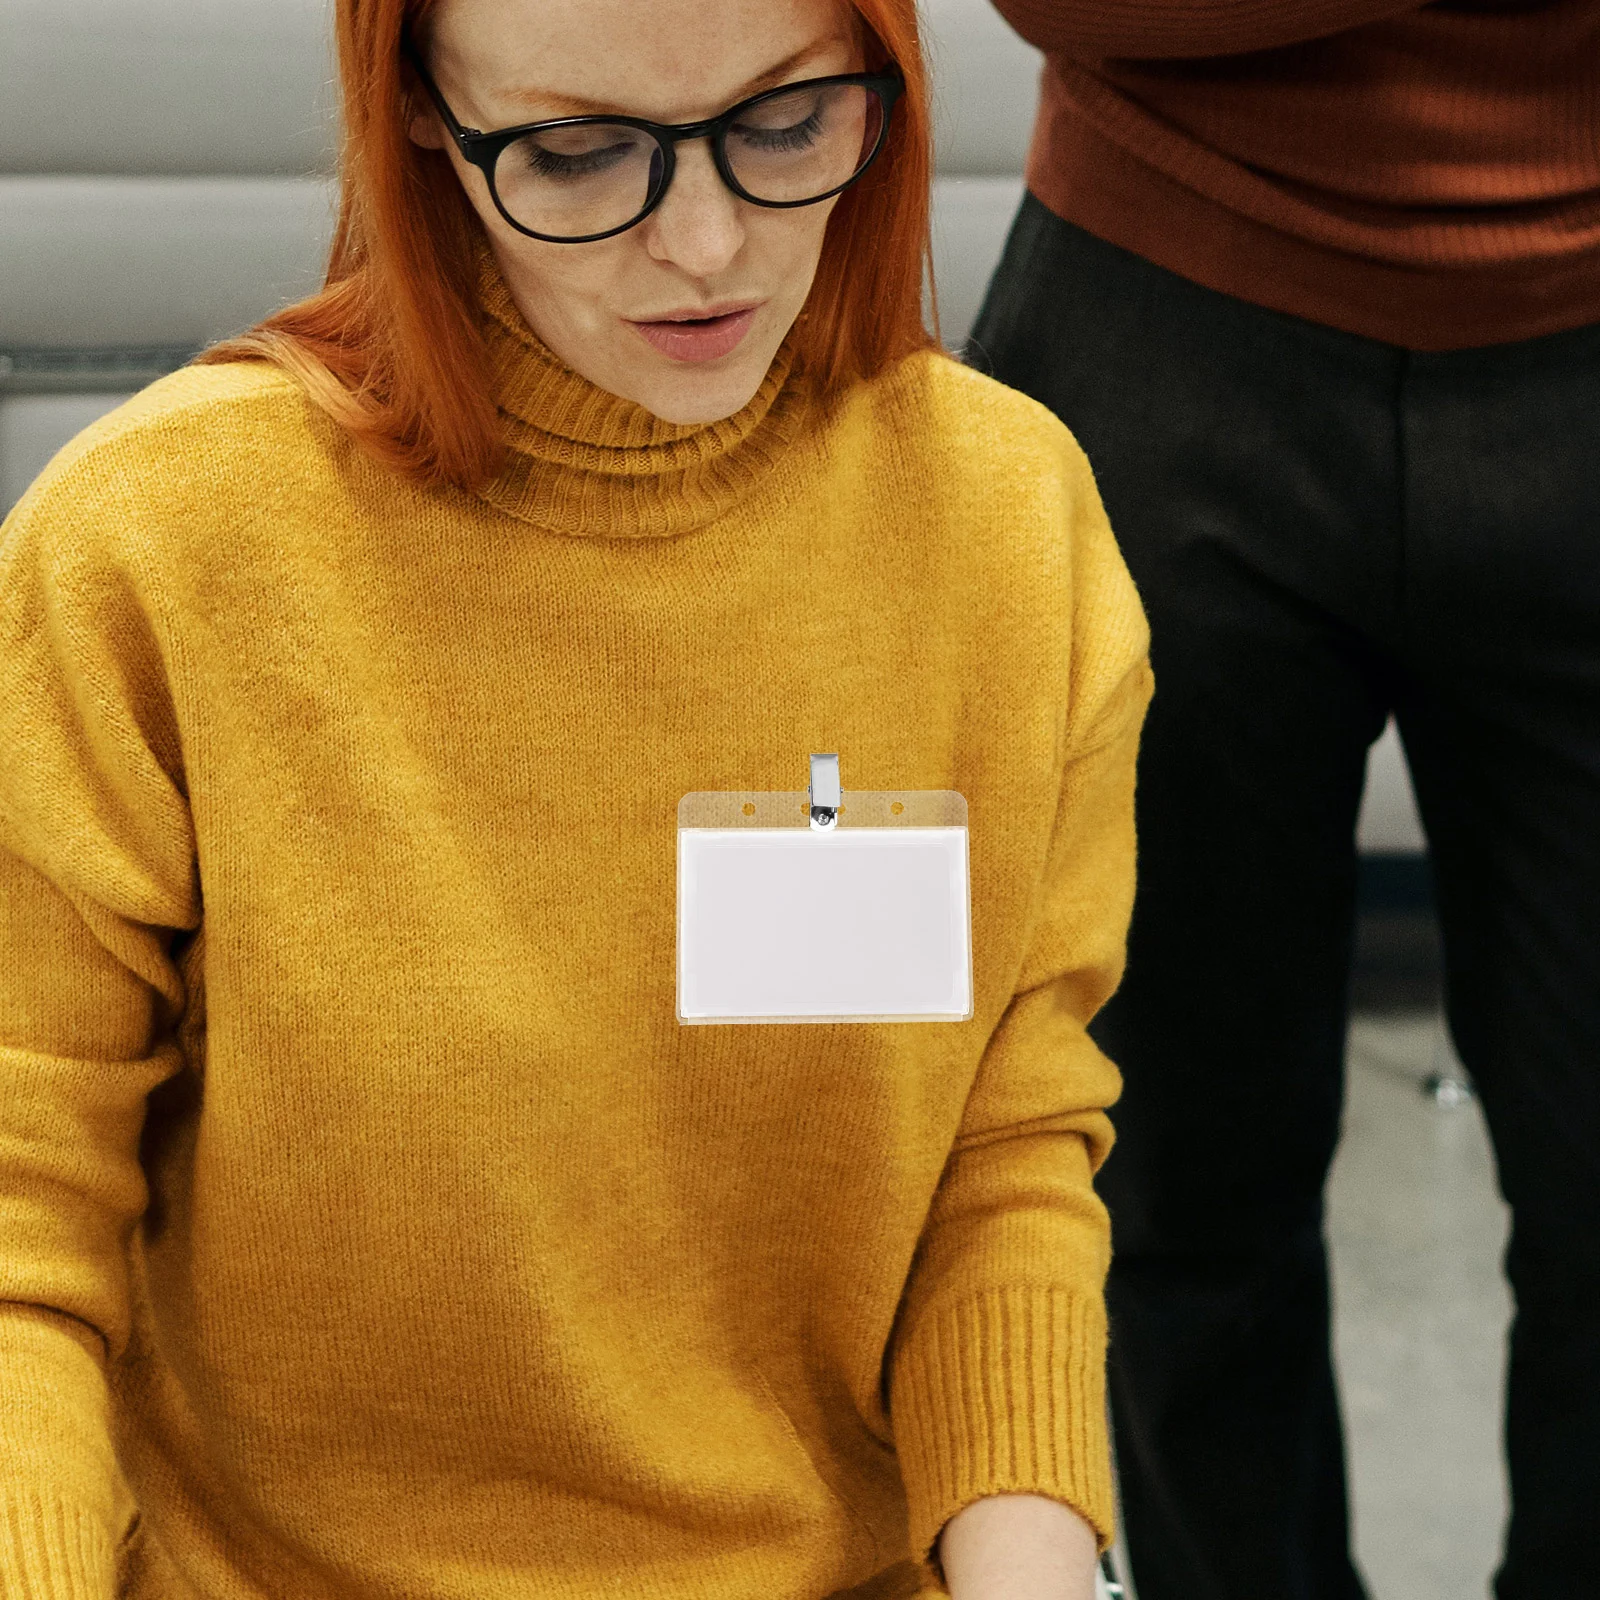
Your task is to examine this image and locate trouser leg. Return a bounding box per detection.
[971,201,1394,1600]
[1096,612,1380,1600]
[1395,324,1600,1600]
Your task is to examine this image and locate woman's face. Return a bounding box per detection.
[413,0,861,424]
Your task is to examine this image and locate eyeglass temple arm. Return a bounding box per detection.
[400,33,482,141]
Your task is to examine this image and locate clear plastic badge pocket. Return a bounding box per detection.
[676,783,972,1025]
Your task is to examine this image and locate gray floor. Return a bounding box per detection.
[1329,1014,1513,1600]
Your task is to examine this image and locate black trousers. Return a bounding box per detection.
[971,195,1600,1600]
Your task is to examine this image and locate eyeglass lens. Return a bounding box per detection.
[491,81,885,240]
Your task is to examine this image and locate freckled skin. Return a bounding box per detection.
[411,0,857,423]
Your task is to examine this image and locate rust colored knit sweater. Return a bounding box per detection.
[991,0,1600,348]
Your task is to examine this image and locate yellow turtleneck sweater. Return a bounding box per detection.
[0,270,1151,1600]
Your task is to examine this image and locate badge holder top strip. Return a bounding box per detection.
[676,788,969,831]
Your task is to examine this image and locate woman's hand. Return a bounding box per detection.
[939,1493,1100,1600]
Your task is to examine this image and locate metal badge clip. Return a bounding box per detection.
[809,753,841,831]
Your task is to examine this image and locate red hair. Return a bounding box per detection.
[200,0,937,488]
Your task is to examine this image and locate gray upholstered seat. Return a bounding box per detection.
[925,0,1040,351]
[0,0,337,507]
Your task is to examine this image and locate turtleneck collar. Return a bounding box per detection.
[473,248,815,538]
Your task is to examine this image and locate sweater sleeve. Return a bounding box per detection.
[990,0,1425,61]
[0,465,198,1598]
[888,456,1152,1560]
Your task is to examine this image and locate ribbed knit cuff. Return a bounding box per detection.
[0,1493,114,1599]
[891,1285,1113,1563]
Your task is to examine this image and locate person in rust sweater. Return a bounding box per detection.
[968,3,1600,1599]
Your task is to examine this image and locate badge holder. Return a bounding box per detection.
[677,755,973,1024]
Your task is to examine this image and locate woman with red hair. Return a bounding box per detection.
[0,0,1149,1595]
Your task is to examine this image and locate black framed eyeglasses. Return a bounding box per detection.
[403,38,903,245]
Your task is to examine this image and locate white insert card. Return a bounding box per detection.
[677,789,972,1024]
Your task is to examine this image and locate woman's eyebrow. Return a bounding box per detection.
[736,40,846,98]
[499,41,844,120]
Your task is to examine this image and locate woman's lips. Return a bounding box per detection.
[630,306,760,363]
